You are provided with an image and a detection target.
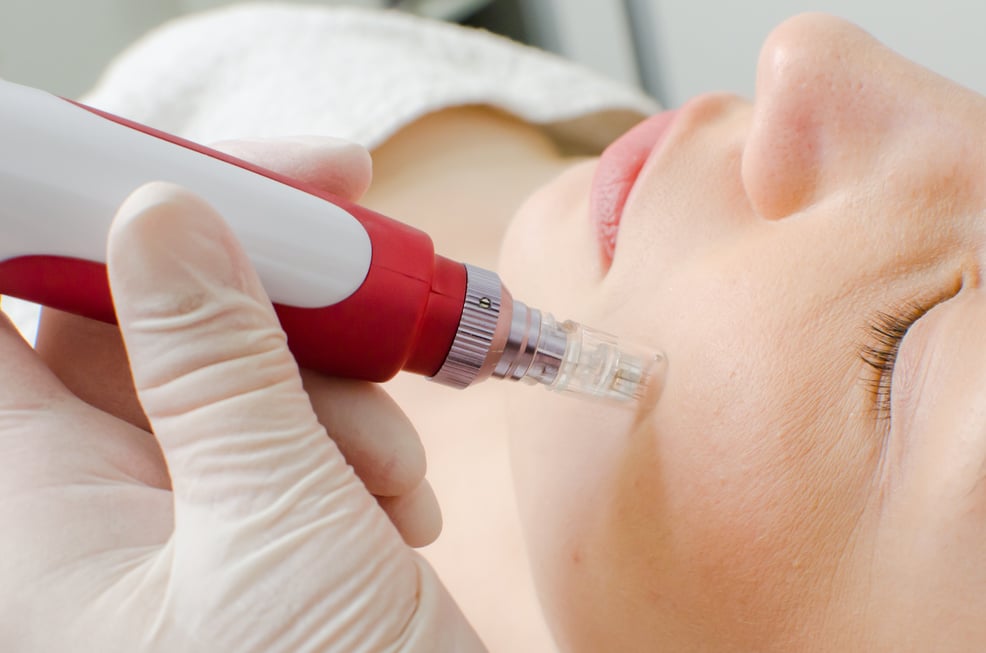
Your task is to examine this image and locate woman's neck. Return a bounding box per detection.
[359,106,574,651]
[360,106,583,269]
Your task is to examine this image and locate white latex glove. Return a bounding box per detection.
[0,158,486,651]
[30,136,442,548]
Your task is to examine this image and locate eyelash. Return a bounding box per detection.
[859,303,929,418]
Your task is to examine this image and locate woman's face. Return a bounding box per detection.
[500,14,986,652]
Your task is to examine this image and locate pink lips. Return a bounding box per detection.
[589,109,679,264]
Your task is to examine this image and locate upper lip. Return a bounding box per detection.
[589,109,680,265]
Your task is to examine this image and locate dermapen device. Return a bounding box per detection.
[0,79,661,402]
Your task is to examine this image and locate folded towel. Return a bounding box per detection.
[81,3,660,152]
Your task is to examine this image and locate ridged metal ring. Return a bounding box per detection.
[429,264,502,388]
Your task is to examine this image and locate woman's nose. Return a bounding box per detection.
[741,13,918,220]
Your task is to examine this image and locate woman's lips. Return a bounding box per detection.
[589,109,679,264]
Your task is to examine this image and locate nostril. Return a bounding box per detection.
[741,13,878,220]
[741,86,826,220]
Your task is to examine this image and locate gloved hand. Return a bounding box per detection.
[0,171,487,651]
[31,136,440,547]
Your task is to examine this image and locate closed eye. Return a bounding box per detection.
[859,302,929,419]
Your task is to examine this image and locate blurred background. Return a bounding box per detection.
[1,0,982,107]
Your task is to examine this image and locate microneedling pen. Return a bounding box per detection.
[0,79,661,402]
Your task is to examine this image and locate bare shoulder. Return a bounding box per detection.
[372,105,563,171]
[361,106,579,268]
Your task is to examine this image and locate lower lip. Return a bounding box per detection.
[589,109,679,264]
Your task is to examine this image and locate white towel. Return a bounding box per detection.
[81,2,659,151]
[5,2,660,342]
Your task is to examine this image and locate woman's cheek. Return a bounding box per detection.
[508,382,820,650]
[506,383,664,648]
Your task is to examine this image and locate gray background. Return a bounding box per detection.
[1,0,980,107]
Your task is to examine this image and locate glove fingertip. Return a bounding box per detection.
[378,479,443,548]
[108,181,264,325]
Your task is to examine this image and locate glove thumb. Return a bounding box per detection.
[107,181,483,651]
[108,181,369,523]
